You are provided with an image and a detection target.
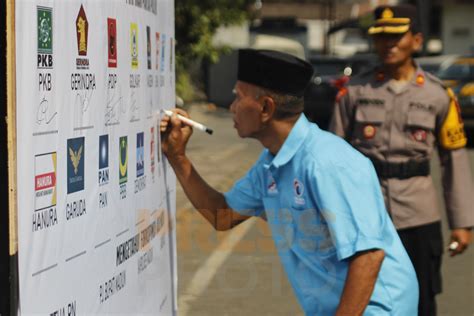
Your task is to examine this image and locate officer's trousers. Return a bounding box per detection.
[398,221,443,316]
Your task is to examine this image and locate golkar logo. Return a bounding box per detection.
[67,137,85,194]
[293,179,305,205]
[34,152,58,232]
[108,18,117,68]
[99,135,109,186]
[130,23,139,69]
[76,4,89,69]
[37,6,53,69]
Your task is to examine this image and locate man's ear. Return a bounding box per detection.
[413,32,423,52]
[261,96,276,123]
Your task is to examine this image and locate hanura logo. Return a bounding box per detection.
[146,26,152,69]
[107,18,117,68]
[136,132,145,177]
[67,137,85,194]
[130,23,139,69]
[35,152,57,211]
[150,127,155,175]
[119,136,128,184]
[37,6,53,69]
[99,135,109,186]
[76,5,89,56]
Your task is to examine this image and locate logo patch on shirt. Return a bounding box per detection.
[412,129,427,142]
[267,173,278,195]
[293,179,305,205]
[363,124,376,139]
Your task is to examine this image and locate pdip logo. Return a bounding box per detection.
[108,18,117,68]
[76,4,89,69]
[37,6,53,69]
[119,136,128,184]
[99,135,109,186]
[67,137,85,194]
[130,23,139,69]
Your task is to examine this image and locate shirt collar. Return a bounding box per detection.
[263,114,312,170]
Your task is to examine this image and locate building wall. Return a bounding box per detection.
[442,4,474,54]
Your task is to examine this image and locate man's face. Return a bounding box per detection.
[373,31,422,66]
[230,81,264,138]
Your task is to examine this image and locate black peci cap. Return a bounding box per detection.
[368,4,420,35]
[237,49,313,97]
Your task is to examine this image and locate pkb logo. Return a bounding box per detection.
[37,6,53,69]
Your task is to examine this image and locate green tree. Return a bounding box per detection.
[175,0,254,101]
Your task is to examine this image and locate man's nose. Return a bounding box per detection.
[229,99,236,113]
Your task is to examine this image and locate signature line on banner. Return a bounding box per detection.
[94,239,112,249]
[73,125,94,131]
[116,228,129,238]
[65,250,87,262]
[32,263,58,277]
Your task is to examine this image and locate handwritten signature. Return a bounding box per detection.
[105,85,125,125]
[129,90,140,122]
[74,89,94,128]
[36,96,57,125]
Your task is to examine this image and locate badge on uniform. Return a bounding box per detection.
[267,173,278,195]
[412,129,427,142]
[293,179,305,205]
[363,124,376,139]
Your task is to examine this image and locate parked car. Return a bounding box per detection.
[437,56,474,139]
[304,54,377,130]
[415,54,458,75]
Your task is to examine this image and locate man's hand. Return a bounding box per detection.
[449,228,472,257]
[160,108,193,164]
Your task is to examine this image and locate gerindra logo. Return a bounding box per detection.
[76,5,89,56]
[67,137,85,194]
[35,152,57,211]
[119,136,128,184]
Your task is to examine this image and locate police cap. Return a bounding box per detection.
[368,4,420,35]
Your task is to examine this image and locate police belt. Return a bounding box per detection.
[370,158,430,179]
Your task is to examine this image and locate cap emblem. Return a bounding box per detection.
[382,8,394,19]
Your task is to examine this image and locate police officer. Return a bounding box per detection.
[330,4,474,315]
[161,49,419,315]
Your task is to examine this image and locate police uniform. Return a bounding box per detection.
[329,4,474,316]
[225,49,419,315]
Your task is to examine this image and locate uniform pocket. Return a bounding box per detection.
[351,105,386,147]
[405,109,436,150]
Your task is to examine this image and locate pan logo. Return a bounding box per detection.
[33,152,58,232]
[67,137,85,194]
[130,23,139,69]
[37,6,53,69]
[99,135,109,186]
[107,18,117,68]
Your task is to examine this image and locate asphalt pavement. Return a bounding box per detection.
[175,104,474,316]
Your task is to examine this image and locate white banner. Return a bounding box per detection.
[16,0,177,314]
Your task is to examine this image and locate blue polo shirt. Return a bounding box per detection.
[224,114,418,315]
